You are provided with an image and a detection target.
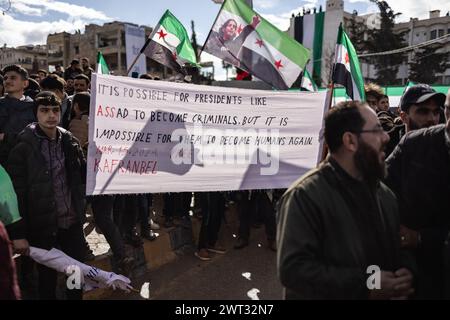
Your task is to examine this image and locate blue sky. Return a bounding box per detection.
[0,0,447,79]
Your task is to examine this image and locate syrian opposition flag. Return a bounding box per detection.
[331,24,365,101]
[403,80,417,93]
[301,69,318,92]
[143,10,197,74]
[293,11,325,85]
[96,52,110,75]
[203,0,310,90]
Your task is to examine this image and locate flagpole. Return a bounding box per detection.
[319,80,334,163]
[126,37,152,75]
[126,17,164,76]
[199,0,227,56]
[319,32,340,163]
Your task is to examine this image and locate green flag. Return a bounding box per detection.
[203,0,311,90]
[403,80,417,93]
[96,51,110,75]
[301,69,318,92]
[143,10,197,73]
[332,24,365,101]
[0,165,21,226]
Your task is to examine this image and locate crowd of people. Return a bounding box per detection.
[1,58,449,300]
[0,61,279,300]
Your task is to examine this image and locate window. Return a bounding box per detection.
[438,29,444,37]
[430,30,437,39]
[74,45,79,54]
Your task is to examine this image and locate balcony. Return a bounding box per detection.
[48,51,63,58]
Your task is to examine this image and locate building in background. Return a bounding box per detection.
[395,10,450,85]
[0,44,48,73]
[46,21,168,76]
[288,0,450,86]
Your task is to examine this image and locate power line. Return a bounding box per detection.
[357,33,450,57]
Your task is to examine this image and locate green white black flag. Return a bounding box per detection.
[96,52,110,75]
[332,24,365,101]
[143,10,197,73]
[203,0,310,89]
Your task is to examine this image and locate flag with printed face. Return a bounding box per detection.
[203,0,311,89]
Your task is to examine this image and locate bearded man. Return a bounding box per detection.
[277,101,415,300]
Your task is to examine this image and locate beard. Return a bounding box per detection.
[354,139,386,187]
[408,117,436,131]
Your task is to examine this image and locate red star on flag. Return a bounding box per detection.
[345,53,349,65]
[237,24,243,34]
[275,59,283,69]
[255,39,263,48]
[157,29,167,39]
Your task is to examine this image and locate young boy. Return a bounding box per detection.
[6,91,87,300]
[0,65,35,166]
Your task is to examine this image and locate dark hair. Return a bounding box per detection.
[2,64,29,80]
[364,82,384,101]
[24,78,41,100]
[29,74,40,81]
[40,74,65,91]
[72,92,90,113]
[380,94,389,100]
[219,19,237,40]
[71,59,80,65]
[0,74,3,86]
[139,73,153,80]
[33,91,61,116]
[324,101,366,153]
[74,74,90,84]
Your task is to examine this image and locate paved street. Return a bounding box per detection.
[104,216,282,300]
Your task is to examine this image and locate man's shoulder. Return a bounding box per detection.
[378,181,397,201]
[400,124,446,149]
[283,163,331,198]
[10,125,36,152]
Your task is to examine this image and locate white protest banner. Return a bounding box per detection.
[87,74,327,195]
[125,24,147,76]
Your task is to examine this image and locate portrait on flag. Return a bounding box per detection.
[204,15,260,67]
[203,0,310,90]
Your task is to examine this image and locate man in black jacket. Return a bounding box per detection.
[6,91,87,300]
[0,65,35,166]
[385,89,450,299]
[384,84,445,157]
[277,101,415,299]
